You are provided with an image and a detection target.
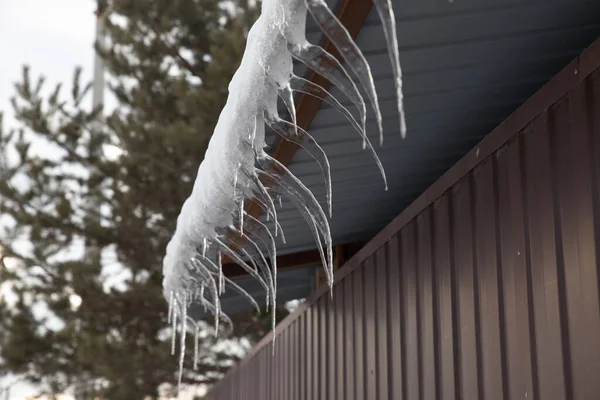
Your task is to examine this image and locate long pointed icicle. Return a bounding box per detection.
[217,251,224,294]
[238,245,275,310]
[191,258,221,333]
[213,238,269,290]
[256,157,333,275]
[178,294,188,392]
[278,84,298,136]
[246,228,278,299]
[244,212,280,257]
[208,270,261,313]
[265,115,332,216]
[246,171,280,236]
[373,0,407,137]
[201,254,261,313]
[167,291,175,324]
[289,43,367,136]
[306,0,384,145]
[257,155,331,255]
[289,75,388,189]
[171,297,178,356]
[228,227,277,302]
[193,321,200,370]
[246,196,286,244]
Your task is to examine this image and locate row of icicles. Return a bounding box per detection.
[162,0,406,391]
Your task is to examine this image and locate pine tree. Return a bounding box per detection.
[0,0,286,398]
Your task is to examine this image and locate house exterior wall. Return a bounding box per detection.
[206,38,600,400]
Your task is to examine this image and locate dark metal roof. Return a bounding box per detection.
[205,0,600,318]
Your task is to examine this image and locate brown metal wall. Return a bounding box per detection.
[207,40,600,400]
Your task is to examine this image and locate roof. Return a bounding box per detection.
[196,0,600,318]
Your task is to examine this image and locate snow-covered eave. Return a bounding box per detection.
[163,0,405,389]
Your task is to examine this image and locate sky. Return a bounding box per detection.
[0,1,97,398]
[0,0,98,130]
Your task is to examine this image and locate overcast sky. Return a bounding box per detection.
[0,1,97,397]
[1,0,98,131]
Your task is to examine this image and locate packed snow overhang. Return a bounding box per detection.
[190,0,600,320]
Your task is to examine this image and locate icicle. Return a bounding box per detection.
[233,167,239,198]
[244,212,281,256]
[207,267,261,313]
[251,114,258,145]
[193,322,200,370]
[214,237,270,293]
[160,0,407,375]
[217,251,224,295]
[171,296,178,355]
[167,291,175,324]
[239,199,244,236]
[228,229,275,290]
[289,75,387,189]
[178,293,188,392]
[289,42,367,137]
[277,84,297,136]
[192,258,221,334]
[233,226,277,291]
[246,195,285,242]
[373,0,407,137]
[306,0,383,145]
[256,155,332,274]
[264,115,332,216]
[200,284,206,311]
[246,169,279,236]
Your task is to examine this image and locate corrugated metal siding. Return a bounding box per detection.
[206,45,600,400]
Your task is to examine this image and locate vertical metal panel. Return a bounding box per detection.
[281,324,288,400]
[363,256,377,399]
[298,314,304,400]
[208,54,600,400]
[375,247,389,400]
[305,306,312,400]
[319,296,326,400]
[327,287,336,400]
[312,302,319,400]
[495,138,536,399]
[287,321,293,400]
[343,271,355,400]
[474,159,506,400]
[451,177,482,399]
[433,195,457,400]
[525,112,567,399]
[352,268,365,398]
[386,234,403,399]
[417,210,436,400]
[401,221,420,400]
[334,277,345,399]
[556,82,600,399]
